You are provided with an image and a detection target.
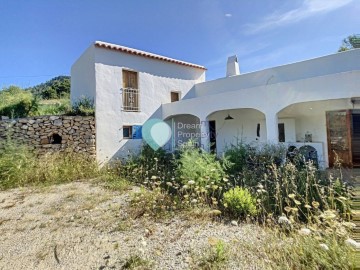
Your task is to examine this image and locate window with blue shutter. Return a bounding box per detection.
[132,125,142,139]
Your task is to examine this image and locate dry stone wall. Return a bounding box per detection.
[0,116,96,156]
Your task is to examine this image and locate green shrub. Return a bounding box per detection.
[69,96,95,116]
[178,141,227,188]
[223,140,249,176]
[223,187,257,217]
[36,98,71,115]
[119,144,177,187]
[0,86,39,118]
[222,142,351,222]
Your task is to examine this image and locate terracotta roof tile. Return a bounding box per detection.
[94,41,206,70]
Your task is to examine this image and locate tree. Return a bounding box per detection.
[338,34,360,52]
[0,86,39,118]
[25,76,70,99]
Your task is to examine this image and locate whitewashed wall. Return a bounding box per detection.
[92,46,206,163]
[70,46,96,103]
[162,50,360,167]
[72,44,360,168]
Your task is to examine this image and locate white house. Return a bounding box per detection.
[71,41,360,168]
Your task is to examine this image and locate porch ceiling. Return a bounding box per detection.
[278,99,352,118]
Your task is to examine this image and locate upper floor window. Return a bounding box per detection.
[171,91,180,102]
[122,70,139,112]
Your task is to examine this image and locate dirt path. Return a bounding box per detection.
[0,182,266,270]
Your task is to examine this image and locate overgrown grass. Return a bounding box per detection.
[0,140,127,190]
[193,240,229,270]
[120,142,351,224]
[36,98,71,116]
[240,229,355,269]
[0,139,355,268]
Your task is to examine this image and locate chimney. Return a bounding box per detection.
[226,55,240,77]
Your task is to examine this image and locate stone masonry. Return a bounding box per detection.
[0,116,96,156]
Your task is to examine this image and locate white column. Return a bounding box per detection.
[266,113,279,143]
[200,118,210,152]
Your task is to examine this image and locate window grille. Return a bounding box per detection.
[122,87,140,111]
[122,70,139,112]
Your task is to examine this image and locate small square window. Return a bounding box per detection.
[171,91,180,102]
[123,126,132,139]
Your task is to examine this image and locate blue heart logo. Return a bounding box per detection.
[142,119,172,150]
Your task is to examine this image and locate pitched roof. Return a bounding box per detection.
[94,41,206,70]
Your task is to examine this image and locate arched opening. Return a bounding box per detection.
[278,98,353,168]
[206,108,266,155]
[50,133,62,144]
[164,114,201,151]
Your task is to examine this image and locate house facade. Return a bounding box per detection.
[71,41,360,168]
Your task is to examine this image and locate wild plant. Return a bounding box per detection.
[222,187,257,217]
[223,142,351,225]
[69,96,95,116]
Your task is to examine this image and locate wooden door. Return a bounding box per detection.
[352,112,360,167]
[326,110,352,167]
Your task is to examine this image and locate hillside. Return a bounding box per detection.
[0,76,71,118]
[25,76,71,100]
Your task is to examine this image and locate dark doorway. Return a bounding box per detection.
[352,112,360,167]
[209,120,216,154]
[278,123,285,142]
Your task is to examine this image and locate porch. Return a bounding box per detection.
[163,97,360,169]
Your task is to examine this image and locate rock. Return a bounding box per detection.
[53,119,62,126]
[103,253,110,260]
[299,228,311,236]
[40,138,49,144]
[1,116,9,120]
[2,116,95,156]
[345,238,360,249]
[278,216,291,225]
[231,220,238,226]
[319,243,329,251]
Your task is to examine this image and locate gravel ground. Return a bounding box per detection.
[0,181,268,270]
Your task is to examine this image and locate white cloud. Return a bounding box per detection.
[245,0,353,34]
[225,13,232,17]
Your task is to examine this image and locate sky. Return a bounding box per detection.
[0,0,359,88]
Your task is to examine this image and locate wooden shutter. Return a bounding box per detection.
[123,70,138,89]
[122,70,139,111]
